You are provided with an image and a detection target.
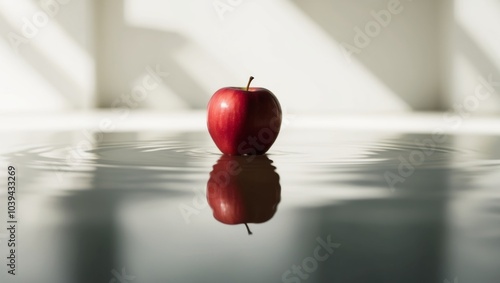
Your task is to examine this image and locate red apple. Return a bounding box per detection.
[207,76,282,155]
[207,155,281,234]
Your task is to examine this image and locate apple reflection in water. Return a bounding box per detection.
[207,155,281,235]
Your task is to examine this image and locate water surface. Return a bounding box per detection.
[1,129,499,283]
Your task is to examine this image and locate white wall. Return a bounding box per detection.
[95,0,425,113]
[443,0,500,115]
[0,0,95,112]
[1,0,498,114]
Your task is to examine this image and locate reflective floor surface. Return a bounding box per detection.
[1,128,499,283]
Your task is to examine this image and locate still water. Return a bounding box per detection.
[0,129,499,283]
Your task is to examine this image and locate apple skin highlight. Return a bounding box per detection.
[207,77,282,155]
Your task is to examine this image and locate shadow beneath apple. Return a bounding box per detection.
[206,155,281,235]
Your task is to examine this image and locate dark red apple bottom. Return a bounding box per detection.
[207,87,282,155]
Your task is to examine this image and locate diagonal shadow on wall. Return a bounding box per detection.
[0,14,85,108]
[289,0,442,111]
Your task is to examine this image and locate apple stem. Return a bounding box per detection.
[244,223,253,235]
[246,76,254,91]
